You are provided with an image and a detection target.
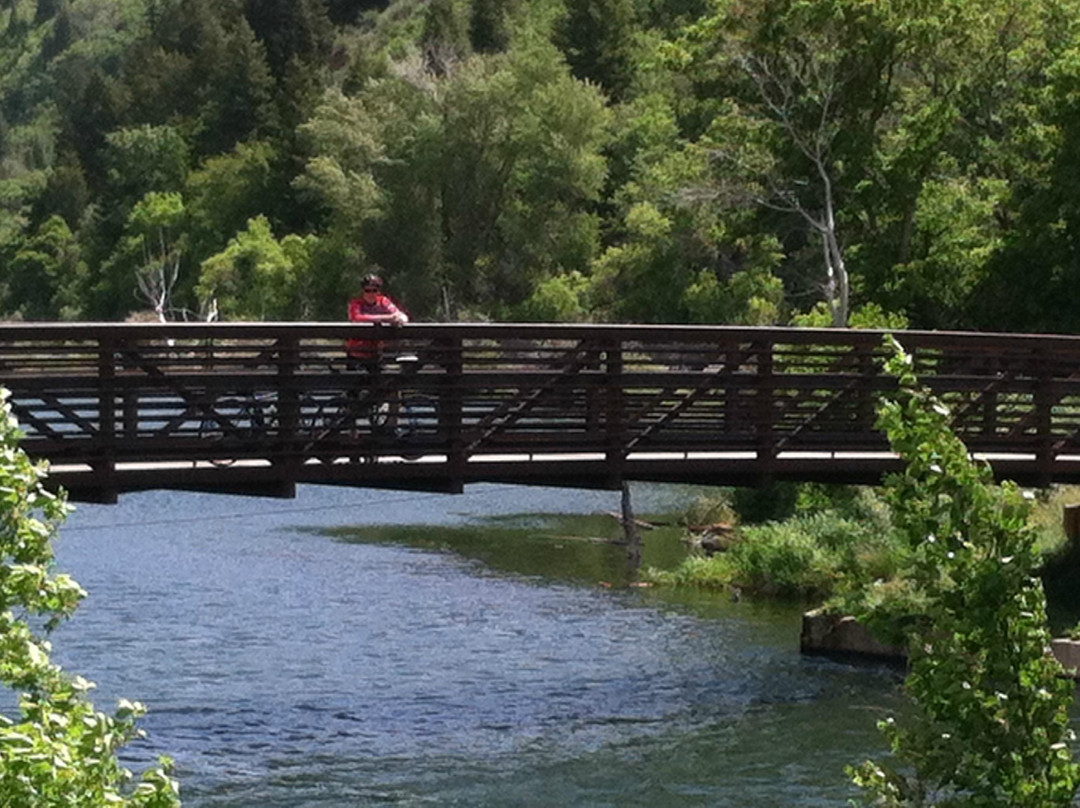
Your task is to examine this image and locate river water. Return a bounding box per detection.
[50,482,902,806]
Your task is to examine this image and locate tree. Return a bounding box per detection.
[197,214,314,319]
[0,389,180,806]
[242,0,333,81]
[850,337,1080,806]
[679,0,882,326]
[666,0,1077,330]
[3,214,86,319]
[103,125,190,210]
[123,0,277,156]
[855,0,1075,330]
[300,39,610,318]
[128,192,186,320]
[40,0,71,62]
[965,5,1080,333]
[184,139,281,266]
[589,91,787,324]
[469,0,512,54]
[422,0,471,76]
[95,191,188,320]
[294,88,384,229]
[555,0,638,102]
[52,61,126,187]
[325,0,389,25]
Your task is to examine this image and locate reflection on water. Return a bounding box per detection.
[323,512,690,587]
[46,483,902,806]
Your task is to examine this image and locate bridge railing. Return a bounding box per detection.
[1,322,1078,498]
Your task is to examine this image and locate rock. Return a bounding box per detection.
[687,523,738,556]
[799,608,906,664]
[698,532,730,556]
[1052,638,1080,679]
[801,613,1080,680]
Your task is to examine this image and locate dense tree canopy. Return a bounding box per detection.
[2,0,1080,331]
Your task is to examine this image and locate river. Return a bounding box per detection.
[49,482,902,806]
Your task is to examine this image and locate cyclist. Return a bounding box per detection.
[347,273,409,368]
[346,273,409,438]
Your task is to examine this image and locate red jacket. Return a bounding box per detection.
[347,294,407,358]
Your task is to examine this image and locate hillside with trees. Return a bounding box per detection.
[3,0,1080,330]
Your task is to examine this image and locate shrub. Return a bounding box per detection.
[0,389,180,806]
[849,337,1079,807]
[646,555,734,590]
[648,509,907,602]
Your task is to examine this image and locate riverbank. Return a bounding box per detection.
[641,483,1080,630]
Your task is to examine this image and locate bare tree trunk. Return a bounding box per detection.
[740,49,853,328]
[817,153,849,328]
[822,225,849,327]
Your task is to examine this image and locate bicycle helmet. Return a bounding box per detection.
[362,274,384,291]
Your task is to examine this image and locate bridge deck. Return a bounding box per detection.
[3,322,1079,502]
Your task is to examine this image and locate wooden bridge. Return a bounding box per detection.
[4,322,1080,503]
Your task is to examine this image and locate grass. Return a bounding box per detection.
[646,483,1080,609]
[644,486,908,602]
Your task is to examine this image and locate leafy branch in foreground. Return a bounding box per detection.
[0,389,180,806]
[849,337,1079,806]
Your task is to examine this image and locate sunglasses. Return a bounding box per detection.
[363,287,379,292]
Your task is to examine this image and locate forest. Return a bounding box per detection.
[3,0,1080,330]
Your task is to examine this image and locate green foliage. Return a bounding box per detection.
[649,483,903,601]
[422,0,471,68]
[513,270,590,321]
[554,0,638,100]
[649,508,904,601]
[0,389,180,806]
[727,512,897,599]
[682,265,784,324]
[104,125,190,207]
[2,214,87,319]
[183,140,279,266]
[849,337,1080,807]
[124,0,277,156]
[243,0,333,81]
[4,0,1080,327]
[197,214,314,319]
[469,0,512,54]
[792,301,909,330]
[295,87,385,236]
[647,553,735,590]
[96,191,186,319]
[321,36,611,317]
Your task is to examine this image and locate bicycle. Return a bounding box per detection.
[193,355,439,466]
[198,392,276,467]
[368,354,441,461]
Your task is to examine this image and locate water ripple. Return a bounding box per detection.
[46,484,900,807]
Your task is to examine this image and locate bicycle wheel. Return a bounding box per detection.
[298,395,328,463]
[200,420,235,467]
[200,396,251,467]
[396,395,436,461]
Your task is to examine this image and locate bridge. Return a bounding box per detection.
[3,322,1080,503]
